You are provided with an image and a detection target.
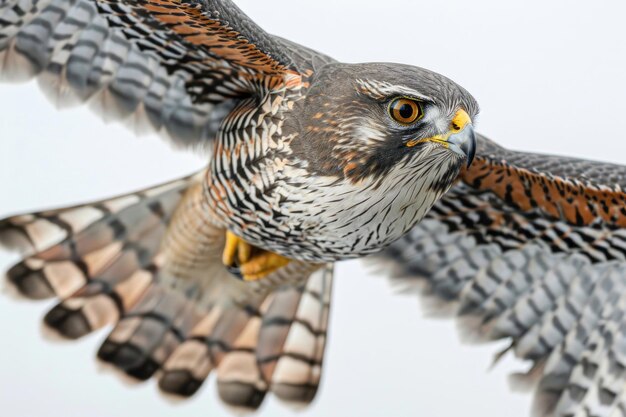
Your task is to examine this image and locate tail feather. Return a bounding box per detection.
[97,285,200,381]
[257,286,305,384]
[158,322,216,396]
[1,173,335,411]
[0,177,188,257]
[217,311,268,409]
[2,177,190,300]
[43,263,159,339]
[215,266,334,408]
[270,266,332,403]
[158,305,253,397]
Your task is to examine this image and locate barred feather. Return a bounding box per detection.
[379,135,626,417]
[0,172,334,409]
[0,0,321,147]
[2,176,191,299]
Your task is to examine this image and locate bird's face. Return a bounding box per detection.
[284,62,480,258]
[291,62,479,189]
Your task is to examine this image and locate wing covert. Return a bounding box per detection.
[0,0,328,147]
[379,133,626,417]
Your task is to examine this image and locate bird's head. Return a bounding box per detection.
[290,62,479,193]
[281,62,480,257]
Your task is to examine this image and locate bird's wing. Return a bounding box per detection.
[377,133,626,417]
[0,0,330,147]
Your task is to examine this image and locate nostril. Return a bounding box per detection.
[451,122,461,131]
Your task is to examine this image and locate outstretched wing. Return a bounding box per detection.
[378,134,626,417]
[0,0,329,146]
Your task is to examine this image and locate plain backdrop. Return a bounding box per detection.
[1,1,626,416]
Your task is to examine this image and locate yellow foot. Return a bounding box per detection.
[222,231,290,281]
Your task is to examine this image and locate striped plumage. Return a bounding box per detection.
[1,0,626,416]
[1,173,332,405]
[380,137,626,416]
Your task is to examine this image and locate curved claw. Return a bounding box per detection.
[223,231,253,266]
[222,231,290,281]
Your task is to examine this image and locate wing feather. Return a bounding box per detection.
[0,0,330,147]
[379,133,626,417]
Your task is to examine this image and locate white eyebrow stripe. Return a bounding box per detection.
[356,79,434,102]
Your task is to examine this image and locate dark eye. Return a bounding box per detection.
[388,98,423,125]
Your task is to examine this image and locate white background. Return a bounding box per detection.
[1,1,626,416]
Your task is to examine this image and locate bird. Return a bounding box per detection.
[0,1,625,416]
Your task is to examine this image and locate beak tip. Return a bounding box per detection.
[447,124,477,168]
[466,128,476,168]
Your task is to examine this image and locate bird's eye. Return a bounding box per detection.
[388,98,423,125]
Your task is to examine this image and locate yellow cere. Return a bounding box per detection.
[406,109,471,148]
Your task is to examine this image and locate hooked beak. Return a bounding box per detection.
[406,109,477,167]
[448,122,476,168]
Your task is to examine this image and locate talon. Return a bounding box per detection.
[222,231,290,281]
[223,231,241,266]
[225,265,243,280]
[239,251,290,281]
[237,238,252,264]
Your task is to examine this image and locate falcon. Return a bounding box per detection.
[0,1,624,416]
